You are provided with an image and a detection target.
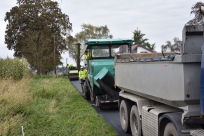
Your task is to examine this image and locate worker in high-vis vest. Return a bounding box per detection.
[68,64,73,68]
[84,50,94,67]
[84,50,94,60]
[79,67,88,84]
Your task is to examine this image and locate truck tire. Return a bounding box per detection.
[96,96,104,110]
[130,105,142,136]
[163,123,178,136]
[95,96,100,107]
[90,91,95,102]
[82,82,90,100]
[84,88,90,100]
[120,100,131,133]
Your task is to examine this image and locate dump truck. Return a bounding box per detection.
[115,24,204,135]
[81,39,133,109]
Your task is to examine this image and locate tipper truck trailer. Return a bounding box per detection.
[115,24,204,135]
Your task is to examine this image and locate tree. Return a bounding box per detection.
[132,28,155,51]
[66,24,113,66]
[4,0,72,74]
[66,36,79,66]
[187,2,204,25]
[161,37,181,52]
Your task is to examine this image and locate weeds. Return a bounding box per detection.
[0,76,117,136]
[0,58,32,80]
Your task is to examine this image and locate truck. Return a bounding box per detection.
[81,39,133,109]
[115,23,204,135]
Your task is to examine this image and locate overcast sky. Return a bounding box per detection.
[0,0,199,65]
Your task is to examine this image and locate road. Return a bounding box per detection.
[71,80,132,136]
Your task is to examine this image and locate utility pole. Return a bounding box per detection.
[66,58,68,74]
[54,34,56,77]
[77,43,80,71]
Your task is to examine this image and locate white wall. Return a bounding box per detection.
[137,47,151,53]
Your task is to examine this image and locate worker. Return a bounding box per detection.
[79,66,88,84]
[68,64,73,68]
[84,50,94,60]
[67,64,73,70]
[84,50,94,67]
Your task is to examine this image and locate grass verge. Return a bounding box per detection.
[0,76,117,136]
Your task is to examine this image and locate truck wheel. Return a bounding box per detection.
[130,105,141,136]
[90,91,95,102]
[95,96,100,107]
[82,82,90,100]
[84,88,90,100]
[120,100,131,133]
[96,96,104,110]
[164,123,178,136]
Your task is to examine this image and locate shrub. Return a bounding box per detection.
[0,58,32,80]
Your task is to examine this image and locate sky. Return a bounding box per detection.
[0,0,199,66]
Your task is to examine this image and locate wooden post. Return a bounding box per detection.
[77,43,80,71]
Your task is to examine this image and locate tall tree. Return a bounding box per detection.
[187,2,204,25]
[132,28,155,51]
[4,0,72,74]
[161,37,181,52]
[66,24,113,65]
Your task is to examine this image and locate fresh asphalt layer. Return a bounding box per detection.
[71,80,132,136]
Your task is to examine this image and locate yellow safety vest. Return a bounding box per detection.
[79,69,87,79]
[68,64,73,68]
[85,53,94,60]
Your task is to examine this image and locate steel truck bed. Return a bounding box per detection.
[115,24,204,118]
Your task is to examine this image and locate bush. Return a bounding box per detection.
[0,58,32,80]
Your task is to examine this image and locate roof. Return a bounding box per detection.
[81,38,133,57]
[85,38,133,46]
[131,44,154,52]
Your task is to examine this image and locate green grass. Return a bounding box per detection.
[0,76,117,136]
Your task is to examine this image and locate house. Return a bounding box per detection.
[131,44,154,53]
[118,44,154,54]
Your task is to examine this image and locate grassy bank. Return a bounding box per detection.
[0,76,117,136]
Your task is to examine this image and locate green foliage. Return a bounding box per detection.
[161,37,181,52]
[0,58,32,80]
[66,24,113,64]
[32,87,57,99]
[187,2,204,25]
[0,77,117,135]
[133,28,155,51]
[4,0,72,75]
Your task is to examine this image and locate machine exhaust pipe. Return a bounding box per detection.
[200,6,204,118]
[200,45,204,118]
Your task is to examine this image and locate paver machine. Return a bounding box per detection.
[81,39,133,109]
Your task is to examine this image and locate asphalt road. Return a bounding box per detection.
[71,80,132,136]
